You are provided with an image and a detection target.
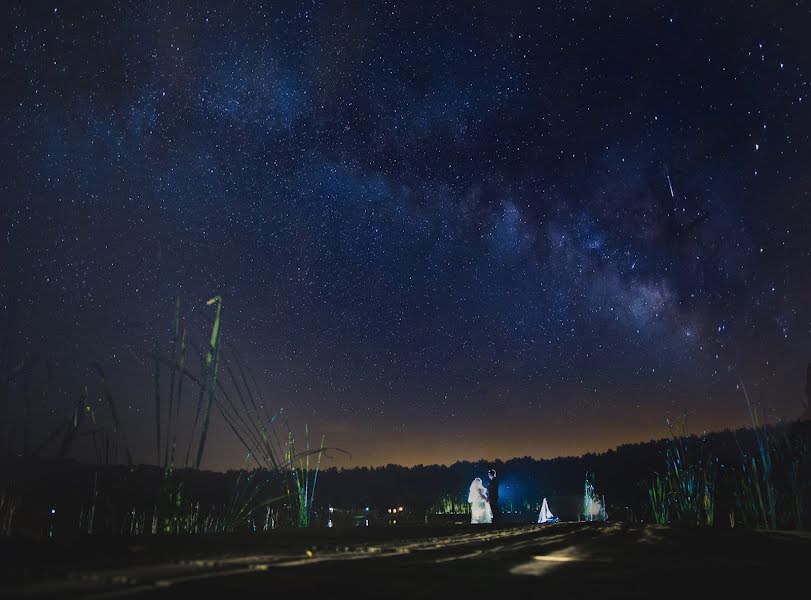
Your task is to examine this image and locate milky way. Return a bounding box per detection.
[2,2,810,468]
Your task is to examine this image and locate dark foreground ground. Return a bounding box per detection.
[2,522,810,598]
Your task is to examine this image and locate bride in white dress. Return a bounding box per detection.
[468,477,493,524]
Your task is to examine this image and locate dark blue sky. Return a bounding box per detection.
[2,1,810,468]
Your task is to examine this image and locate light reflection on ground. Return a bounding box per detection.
[4,522,811,598]
[509,546,586,577]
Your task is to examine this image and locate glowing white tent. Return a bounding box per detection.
[538,497,557,523]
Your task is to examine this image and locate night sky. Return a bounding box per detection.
[2,2,810,470]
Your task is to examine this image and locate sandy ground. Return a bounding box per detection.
[3,522,810,598]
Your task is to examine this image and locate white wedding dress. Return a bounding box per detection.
[469,478,493,524]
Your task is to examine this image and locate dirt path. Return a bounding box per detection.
[4,522,810,598]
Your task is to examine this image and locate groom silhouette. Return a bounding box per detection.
[487,468,500,525]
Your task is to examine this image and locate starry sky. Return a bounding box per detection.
[2,1,810,470]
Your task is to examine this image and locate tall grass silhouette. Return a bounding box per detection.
[0,292,343,536]
[648,385,810,529]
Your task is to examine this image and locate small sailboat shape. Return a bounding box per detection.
[538,497,558,523]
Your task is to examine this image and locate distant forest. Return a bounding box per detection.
[4,420,809,535]
[314,421,811,518]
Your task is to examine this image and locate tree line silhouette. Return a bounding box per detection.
[3,420,808,537]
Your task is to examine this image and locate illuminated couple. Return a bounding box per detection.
[468,468,500,525]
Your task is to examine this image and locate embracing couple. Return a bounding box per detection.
[468,468,500,525]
